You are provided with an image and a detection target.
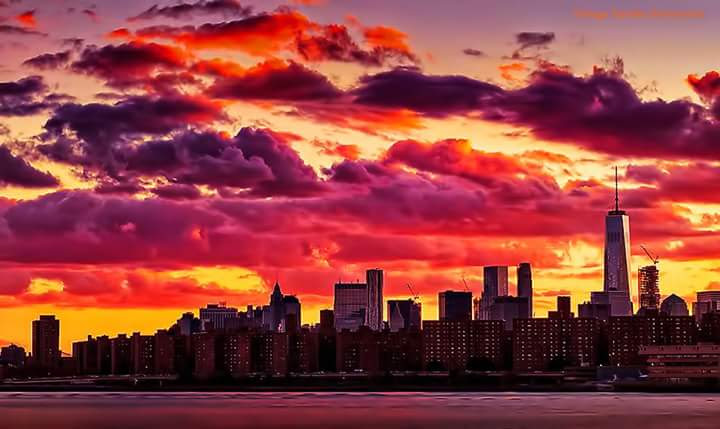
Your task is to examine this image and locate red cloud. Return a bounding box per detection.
[117,10,417,67]
[16,10,36,28]
[687,71,720,104]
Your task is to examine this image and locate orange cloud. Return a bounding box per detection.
[499,62,527,81]
[364,25,413,56]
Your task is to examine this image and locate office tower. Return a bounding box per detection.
[692,291,720,323]
[32,315,60,369]
[638,265,660,311]
[269,281,285,332]
[438,290,472,321]
[334,282,368,331]
[517,262,533,318]
[513,318,600,371]
[660,294,689,316]
[549,296,573,319]
[366,269,384,331]
[602,167,632,315]
[282,295,301,332]
[480,266,509,320]
[484,266,509,298]
[590,290,633,318]
[0,344,26,368]
[199,303,238,331]
[387,299,422,332]
[489,296,529,330]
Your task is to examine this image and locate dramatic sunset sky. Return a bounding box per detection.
[1,0,720,351]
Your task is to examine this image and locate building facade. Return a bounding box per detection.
[366,269,384,331]
[638,265,660,311]
[517,262,533,318]
[334,282,368,331]
[439,291,472,321]
[387,299,421,332]
[32,315,60,369]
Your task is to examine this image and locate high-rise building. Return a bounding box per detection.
[549,296,573,319]
[334,282,368,331]
[484,266,509,298]
[130,332,154,374]
[602,167,632,315]
[282,295,301,332]
[177,312,201,336]
[438,291,472,321]
[110,334,131,375]
[0,344,26,368]
[366,269,384,331]
[199,303,238,331]
[269,281,285,332]
[32,315,60,369]
[517,262,533,318]
[479,266,509,320]
[590,290,633,318]
[489,296,529,330]
[660,294,689,316]
[387,299,421,332]
[692,291,720,323]
[638,265,660,311]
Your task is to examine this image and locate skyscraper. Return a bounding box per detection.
[366,268,383,331]
[199,303,238,330]
[269,281,285,332]
[387,299,422,331]
[479,266,509,319]
[603,167,633,315]
[32,315,59,369]
[517,262,533,318]
[282,295,301,332]
[438,290,472,321]
[334,282,368,331]
[638,265,660,311]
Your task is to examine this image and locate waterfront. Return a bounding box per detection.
[2,392,720,428]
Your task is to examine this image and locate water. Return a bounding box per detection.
[2,392,719,428]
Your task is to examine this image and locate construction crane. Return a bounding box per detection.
[461,275,471,292]
[406,283,420,302]
[640,244,659,265]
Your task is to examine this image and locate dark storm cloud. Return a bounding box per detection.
[350,67,502,117]
[208,61,342,101]
[22,50,72,70]
[128,0,253,21]
[0,145,59,188]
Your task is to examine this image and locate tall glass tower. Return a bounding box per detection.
[602,167,633,315]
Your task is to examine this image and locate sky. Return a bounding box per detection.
[1,0,720,352]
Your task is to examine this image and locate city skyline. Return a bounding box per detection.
[2,0,720,354]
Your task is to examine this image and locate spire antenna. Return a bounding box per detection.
[614,166,619,212]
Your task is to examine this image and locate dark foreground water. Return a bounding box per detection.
[2,392,720,428]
